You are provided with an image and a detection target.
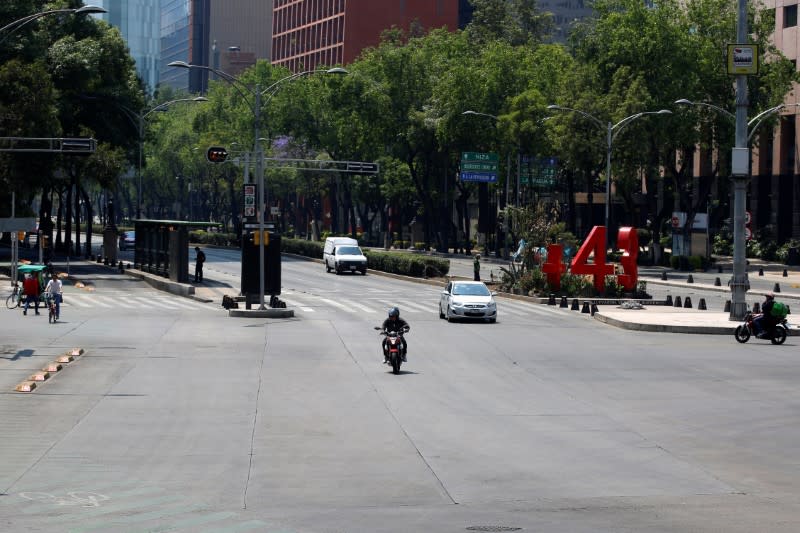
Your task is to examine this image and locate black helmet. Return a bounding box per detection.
[388,307,400,318]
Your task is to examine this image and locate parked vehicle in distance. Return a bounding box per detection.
[323,236,367,275]
[119,231,135,251]
[439,280,497,323]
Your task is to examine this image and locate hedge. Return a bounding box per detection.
[280,237,449,278]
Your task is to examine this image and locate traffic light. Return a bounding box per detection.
[206,146,229,163]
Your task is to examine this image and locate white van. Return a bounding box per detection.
[323,237,368,275]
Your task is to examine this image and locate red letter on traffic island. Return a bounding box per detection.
[541,244,566,290]
[617,226,639,291]
[570,226,614,293]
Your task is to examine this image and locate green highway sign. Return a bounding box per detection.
[520,156,558,187]
[461,152,498,183]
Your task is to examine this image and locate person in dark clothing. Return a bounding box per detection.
[381,307,409,364]
[753,292,777,337]
[194,247,206,283]
[473,254,481,281]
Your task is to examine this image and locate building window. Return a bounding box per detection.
[784,4,797,28]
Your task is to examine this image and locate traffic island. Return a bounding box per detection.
[228,307,294,318]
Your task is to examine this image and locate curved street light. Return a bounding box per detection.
[0,5,106,46]
[96,96,208,220]
[674,98,800,318]
[547,104,672,249]
[167,61,347,310]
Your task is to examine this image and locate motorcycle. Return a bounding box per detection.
[375,325,409,374]
[734,312,788,345]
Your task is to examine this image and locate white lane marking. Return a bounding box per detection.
[319,298,353,312]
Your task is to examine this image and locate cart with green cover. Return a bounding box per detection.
[6,264,48,309]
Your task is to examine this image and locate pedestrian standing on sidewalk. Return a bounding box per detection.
[22,273,40,316]
[194,247,206,283]
[474,254,481,281]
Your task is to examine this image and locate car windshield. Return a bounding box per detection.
[337,246,361,255]
[452,283,490,296]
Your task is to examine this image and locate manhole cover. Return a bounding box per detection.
[467,526,522,531]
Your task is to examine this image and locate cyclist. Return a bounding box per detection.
[44,273,63,320]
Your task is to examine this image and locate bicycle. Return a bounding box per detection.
[5,283,22,309]
[45,294,58,324]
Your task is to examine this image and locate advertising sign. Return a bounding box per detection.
[727,44,759,75]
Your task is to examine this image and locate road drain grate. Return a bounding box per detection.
[467,526,522,531]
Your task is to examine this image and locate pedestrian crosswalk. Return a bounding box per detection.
[281,288,565,318]
[61,291,219,313]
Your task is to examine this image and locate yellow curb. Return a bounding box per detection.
[56,355,74,363]
[43,362,62,373]
[29,372,50,382]
[70,348,84,356]
[15,381,36,392]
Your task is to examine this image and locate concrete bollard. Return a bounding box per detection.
[774,283,781,293]
[674,296,682,308]
[698,298,707,310]
[687,274,694,283]
[661,271,668,280]
[783,269,788,277]
[684,297,692,308]
[715,277,721,286]
[665,294,673,306]
[571,299,580,311]
[758,268,764,276]
[724,300,731,312]
[591,303,599,315]
[560,296,568,308]
[581,301,590,314]
[548,293,556,305]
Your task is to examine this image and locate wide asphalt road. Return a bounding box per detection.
[1,256,799,532]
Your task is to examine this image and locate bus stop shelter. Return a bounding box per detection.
[133,220,220,283]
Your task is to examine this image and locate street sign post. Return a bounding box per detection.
[460,152,498,183]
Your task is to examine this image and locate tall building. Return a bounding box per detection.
[271,0,464,72]
[94,0,162,94]
[160,0,273,93]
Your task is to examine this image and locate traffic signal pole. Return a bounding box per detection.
[255,86,266,310]
[729,0,750,320]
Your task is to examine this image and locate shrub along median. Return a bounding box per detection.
[280,237,449,278]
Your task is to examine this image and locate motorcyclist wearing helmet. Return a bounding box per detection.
[381,307,409,364]
[753,292,777,337]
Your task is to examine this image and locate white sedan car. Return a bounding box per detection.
[439,280,497,323]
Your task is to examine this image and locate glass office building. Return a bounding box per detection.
[94,0,162,94]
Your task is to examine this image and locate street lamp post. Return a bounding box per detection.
[0,5,106,46]
[462,110,512,258]
[547,105,672,250]
[675,98,799,319]
[105,97,208,220]
[168,61,346,310]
